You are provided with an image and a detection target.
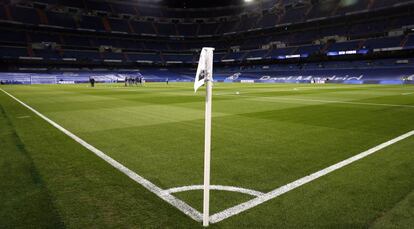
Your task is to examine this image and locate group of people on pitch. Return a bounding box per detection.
[125,76,145,86]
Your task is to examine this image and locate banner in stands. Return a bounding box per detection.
[0,66,413,85]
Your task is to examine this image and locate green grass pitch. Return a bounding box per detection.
[1,82,414,228]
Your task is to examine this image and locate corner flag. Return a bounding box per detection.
[194,48,214,92]
[194,47,214,227]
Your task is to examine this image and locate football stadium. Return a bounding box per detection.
[0,0,414,228]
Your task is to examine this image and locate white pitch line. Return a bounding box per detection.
[224,94,414,109]
[0,88,203,222]
[210,130,414,223]
[166,185,264,197]
[17,115,31,119]
[274,97,414,108]
[402,92,414,95]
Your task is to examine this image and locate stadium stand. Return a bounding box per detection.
[0,0,413,84]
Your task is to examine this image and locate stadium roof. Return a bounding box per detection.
[105,0,261,9]
[162,0,251,8]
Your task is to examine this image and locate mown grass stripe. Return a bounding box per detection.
[210,130,414,223]
[0,88,203,222]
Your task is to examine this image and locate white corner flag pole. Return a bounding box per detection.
[203,73,212,227]
[194,47,214,227]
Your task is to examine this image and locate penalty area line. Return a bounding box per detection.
[210,129,414,224]
[0,88,203,222]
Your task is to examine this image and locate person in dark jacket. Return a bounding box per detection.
[89,77,95,87]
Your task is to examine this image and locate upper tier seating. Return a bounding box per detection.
[1,0,412,37]
[0,0,413,65]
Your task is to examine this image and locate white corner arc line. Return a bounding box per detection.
[209,129,414,224]
[0,88,203,222]
[166,185,264,197]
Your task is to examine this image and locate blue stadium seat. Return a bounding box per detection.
[295,44,322,55]
[336,0,368,15]
[51,0,85,8]
[30,33,61,43]
[154,23,177,36]
[102,52,124,60]
[10,6,40,24]
[118,39,144,50]
[110,3,136,15]
[130,21,156,35]
[257,13,278,29]
[62,49,101,61]
[126,52,161,63]
[280,7,306,24]
[307,1,338,19]
[241,37,271,50]
[213,52,226,62]
[163,53,194,63]
[143,42,168,51]
[176,23,198,36]
[93,38,117,47]
[85,1,111,12]
[108,18,130,33]
[222,51,248,61]
[236,15,259,32]
[328,40,362,52]
[78,15,105,31]
[63,35,91,47]
[349,21,387,36]
[268,47,296,58]
[33,49,61,60]
[244,49,269,60]
[0,29,27,43]
[0,46,28,58]
[364,36,403,49]
[404,34,414,49]
[137,6,162,17]
[216,20,238,34]
[46,11,76,28]
[198,23,219,36]
[0,5,7,20]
